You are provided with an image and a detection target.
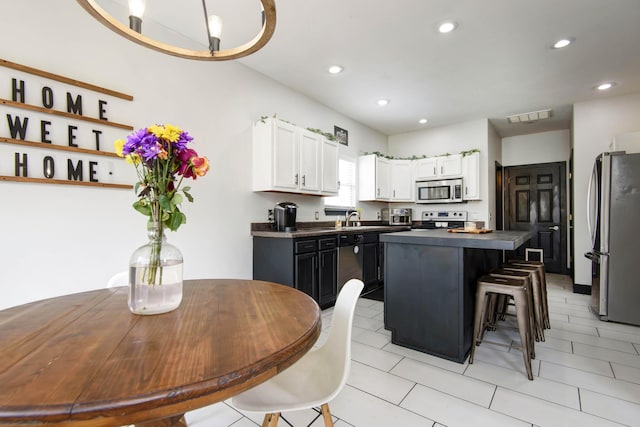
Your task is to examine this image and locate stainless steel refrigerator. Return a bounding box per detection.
[585,152,640,326]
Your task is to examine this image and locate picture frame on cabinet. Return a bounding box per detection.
[334,125,348,146]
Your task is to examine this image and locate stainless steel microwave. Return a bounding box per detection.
[415,178,463,204]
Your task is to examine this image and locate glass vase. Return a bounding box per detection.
[128,222,183,315]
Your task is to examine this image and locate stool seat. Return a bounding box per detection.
[470,275,534,380]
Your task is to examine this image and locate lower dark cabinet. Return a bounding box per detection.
[253,235,338,309]
[295,252,318,302]
[362,242,379,287]
[318,248,338,307]
[362,232,382,294]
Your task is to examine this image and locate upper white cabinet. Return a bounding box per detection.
[461,151,480,200]
[415,154,462,180]
[358,154,390,201]
[321,138,339,194]
[359,156,414,202]
[253,118,338,196]
[390,160,413,201]
[298,129,321,192]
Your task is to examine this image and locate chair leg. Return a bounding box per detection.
[262,413,280,427]
[321,403,334,427]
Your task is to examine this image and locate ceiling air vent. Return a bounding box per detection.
[507,109,552,124]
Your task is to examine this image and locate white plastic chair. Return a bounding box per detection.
[107,271,128,288]
[231,278,364,427]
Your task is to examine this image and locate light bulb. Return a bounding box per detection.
[128,0,146,18]
[553,39,571,49]
[208,15,223,39]
[438,21,457,33]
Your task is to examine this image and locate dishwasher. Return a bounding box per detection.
[338,233,364,290]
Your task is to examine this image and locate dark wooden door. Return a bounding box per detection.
[505,162,568,274]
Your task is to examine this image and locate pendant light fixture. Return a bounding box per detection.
[76,0,276,61]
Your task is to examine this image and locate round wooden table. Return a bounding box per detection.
[0,279,321,426]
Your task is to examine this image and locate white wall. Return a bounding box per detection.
[573,92,640,287]
[486,122,502,230]
[387,119,491,224]
[0,1,387,309]
[502,130,571,166]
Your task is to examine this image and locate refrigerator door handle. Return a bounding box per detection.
[586,161,599,248]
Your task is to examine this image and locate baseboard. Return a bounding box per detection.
[573,283,591,295]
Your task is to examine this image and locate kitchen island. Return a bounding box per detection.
[380,229,531,363]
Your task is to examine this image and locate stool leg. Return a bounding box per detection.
[530,272,545,342]
[470,288,488,364]
[513,292,534,381]
[540,268,550,329]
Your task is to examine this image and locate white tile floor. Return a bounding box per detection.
[186,274,640,426]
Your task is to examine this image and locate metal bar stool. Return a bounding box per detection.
[469,275,534,380]
[508,259,550,329]
[501,264,546,341]
[489,269,537,349]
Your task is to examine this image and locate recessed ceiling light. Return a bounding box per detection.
[377,99,389,106]
[438,21,457,33]
[596,82,616,91]
[419,118,428,124]
[328,65,344,74]
[552,38,573,49]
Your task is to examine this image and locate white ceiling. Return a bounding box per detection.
[101,0,640,137]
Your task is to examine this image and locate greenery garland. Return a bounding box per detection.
[364,148,480,159]
[259,114,337,141]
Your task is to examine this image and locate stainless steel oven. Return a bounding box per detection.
[415,178,463,204]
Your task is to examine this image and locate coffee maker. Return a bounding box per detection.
[274,202,297,232]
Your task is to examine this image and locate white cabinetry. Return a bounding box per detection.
[298,129,321,192]
[253,118,338,196]
[321,138,339,194]
[359,156,413,202]
[390,160,413,201]
[415,154,462,180]
[461,151,480,200]
[358,154,390,201]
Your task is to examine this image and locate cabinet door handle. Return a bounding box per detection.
[295,173,299,185]
[338,180,341,189]
[377,188,380,196]
[393,190,396,198]
[302,174,306,186]
[433,167,436,175]
[465,186,468,195]
[441,166,444,174]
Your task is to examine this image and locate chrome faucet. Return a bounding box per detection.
[345,211,359,227]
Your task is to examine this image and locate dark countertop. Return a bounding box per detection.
[252,225,411,238]
[379,229,532,251]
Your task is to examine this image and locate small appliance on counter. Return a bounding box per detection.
[413,210,467,229]
[273,202,297,232]
[381,208,412,225]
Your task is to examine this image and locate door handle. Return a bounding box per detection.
[549,225,559,231]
